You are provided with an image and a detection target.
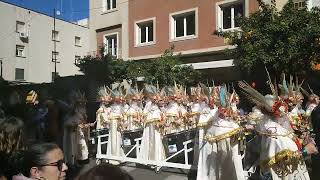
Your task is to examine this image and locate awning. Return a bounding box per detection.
[184,59,234,70]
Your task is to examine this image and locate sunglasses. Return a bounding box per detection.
[39,159,65,171]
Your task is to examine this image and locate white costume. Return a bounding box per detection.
[123,101,143,131]
[96,105,110,130]
[197,86,245,180]
[165,101,186,134]
[257,116,310,180]
[106,102,125,158]
[63,91,89,165]
[140,102,166,161]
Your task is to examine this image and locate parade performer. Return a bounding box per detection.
[122,86,144,131]
[106,85,125,164]
[140,84,166,163]
[164,83,187,134]
[197,84,244,180]
[189,85,208,165]
[95,86,112,130]
[278,75,308,132]
[239,81,312,180]
[63,90,90,165]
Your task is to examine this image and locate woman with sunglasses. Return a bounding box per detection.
[19,143,68,180]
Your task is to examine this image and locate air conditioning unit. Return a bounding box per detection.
[19,32,28,38]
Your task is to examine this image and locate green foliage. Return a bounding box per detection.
[76,47,201,86]
[216,0,320,76]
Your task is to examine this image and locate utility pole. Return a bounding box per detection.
[53,8,57,82]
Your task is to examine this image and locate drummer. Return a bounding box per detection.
[164,84,188,134]
[95,86,112,130]
[122,85,144,131]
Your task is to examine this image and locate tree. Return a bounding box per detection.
[126,47,201,87]
[76,46,201,87]
[216,0,320,77]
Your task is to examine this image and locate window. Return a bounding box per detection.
[51,72,59,82]
[217,0,244,31]
[103,0,116,11]
[103,33,118,57]
[52,51,59,62]
[170,8,198,41]
[75,36,81,46]
[16,45,25,57]
[52,30,59,41]
[75,55,81,65]
[16,21,25,33]
[15,68,24,80]
[135,18,155,46]
[294,1,306,9]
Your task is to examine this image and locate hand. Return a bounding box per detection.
[304,142,318,155]
[245,124,254,130]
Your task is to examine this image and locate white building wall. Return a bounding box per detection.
[89,0,128,59]
[0,1,89,83]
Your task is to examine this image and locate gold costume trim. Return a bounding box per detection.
[166,113,178,117]
[256,129,294,137]
[145,118,160,124]
[204,127,242,143]
[189,112,200,116]
[108,115,122,121]
[260,149,303,177]
[197,121,211,128]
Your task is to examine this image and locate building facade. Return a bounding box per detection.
[0,1,89,83]
[90,0,260,82]
[89,0,129,59]
[89,0,316,82]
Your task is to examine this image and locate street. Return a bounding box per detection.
[74,158,196,180]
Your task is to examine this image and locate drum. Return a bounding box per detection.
[122,129,143,158]
[162,129,197,164]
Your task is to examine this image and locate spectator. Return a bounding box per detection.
[19,143,68,180]
[78,164,134,180]
[0,116,25,180]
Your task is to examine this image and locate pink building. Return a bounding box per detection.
[90,0,260,81]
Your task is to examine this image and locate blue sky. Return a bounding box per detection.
[3,0,89,22]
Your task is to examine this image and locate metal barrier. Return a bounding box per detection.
[94,132,256,178]
[95,133,195,171]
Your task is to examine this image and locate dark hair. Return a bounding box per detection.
[0,116,25,179]
[21,143,60,177]
[79,164,134,180]
[0,116,25,154]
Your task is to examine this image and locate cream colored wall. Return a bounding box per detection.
[0,1,89,83]
[89,0,128,59]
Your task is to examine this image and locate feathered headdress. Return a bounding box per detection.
[126,85,144,100]
[238,81,288,118]
[238,81,273,112]
[190,84,207,101]
[97,85,112,103]
[69,90,86,107]
[301,84,319,102]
